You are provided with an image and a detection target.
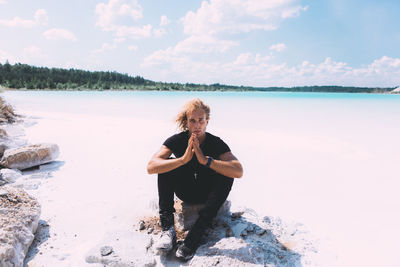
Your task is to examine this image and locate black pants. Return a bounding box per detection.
[158,163,233,249]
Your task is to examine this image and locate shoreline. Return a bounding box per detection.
[3,87,400,95]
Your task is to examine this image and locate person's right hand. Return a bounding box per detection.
[180,134,194,165]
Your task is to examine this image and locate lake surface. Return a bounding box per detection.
[3,90,400,267]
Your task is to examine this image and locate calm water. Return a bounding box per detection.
[2,90,400,266]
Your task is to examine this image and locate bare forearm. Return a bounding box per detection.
[147,157,184,174]
[209,159,243,178]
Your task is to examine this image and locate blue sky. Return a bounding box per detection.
[0,0,399,87]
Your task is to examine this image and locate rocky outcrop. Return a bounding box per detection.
[0,143,60,170]
[0,97,17,124]
[0,186,41,267]
[86,203,316,267]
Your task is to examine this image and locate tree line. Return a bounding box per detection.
[0,62,149,90]
[0,61,395,93]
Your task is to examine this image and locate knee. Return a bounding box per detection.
[214,174,234,193]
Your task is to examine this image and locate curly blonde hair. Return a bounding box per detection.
[176,98,210,131]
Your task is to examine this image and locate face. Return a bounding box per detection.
[187,108,208,137]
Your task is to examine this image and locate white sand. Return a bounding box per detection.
[2,91,400,267]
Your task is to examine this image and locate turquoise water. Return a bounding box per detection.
[4,90,400,145]
[3,90,400,118]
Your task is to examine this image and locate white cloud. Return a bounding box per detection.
[0,9,48,27]
[160,15,170,27]
[269,43,286,52]
[181,0,307,36]
[92,43,117,54]
[115,24,152,39]
[95,0,154,40]
[43,28,77,41]
[169,0,304,57]
[152,16,171,38]
[143,35,238,68]
[153,28,167,38]
[114,37,126,43]
[281,5,308,18]
[142,52,400,87]
[233,53,271,66]
[34,9,49,25]
[96,0,143,30]
[128,45,138,51]
[175,35,238,54]
[118,3,142,19]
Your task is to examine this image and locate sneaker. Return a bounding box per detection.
[154,226,176,252]
[175,243,195,261]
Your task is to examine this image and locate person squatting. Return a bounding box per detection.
[147,98,243,261]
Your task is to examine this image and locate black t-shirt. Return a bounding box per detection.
[163,131,230,159]
[163,131,230,173]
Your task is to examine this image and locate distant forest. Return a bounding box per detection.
[0,62,396,93]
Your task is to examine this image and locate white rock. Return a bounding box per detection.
[255,227,267,236]
[88,208,318,266]
[0,186,41,267]
[0,168,22,184]
[149,209,316,266]
[0,143,60,170]
[100,246,113,256]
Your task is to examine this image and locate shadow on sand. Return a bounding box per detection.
[22,160,65,175]
[158,215,302,267]
[22,161,64,266]
[24,220,51,267]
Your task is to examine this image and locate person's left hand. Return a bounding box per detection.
[192,133,207,165]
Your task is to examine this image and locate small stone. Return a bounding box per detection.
[231,211,244,219]
[139,220,145,230]
[100,245,113,256]
[147,227,154,234]
[240,230,247,238]
[225,228,234,237]
[255,228,266,236]
[212,258,220,266]
[245,224,254,232]
[263,216,271,224]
